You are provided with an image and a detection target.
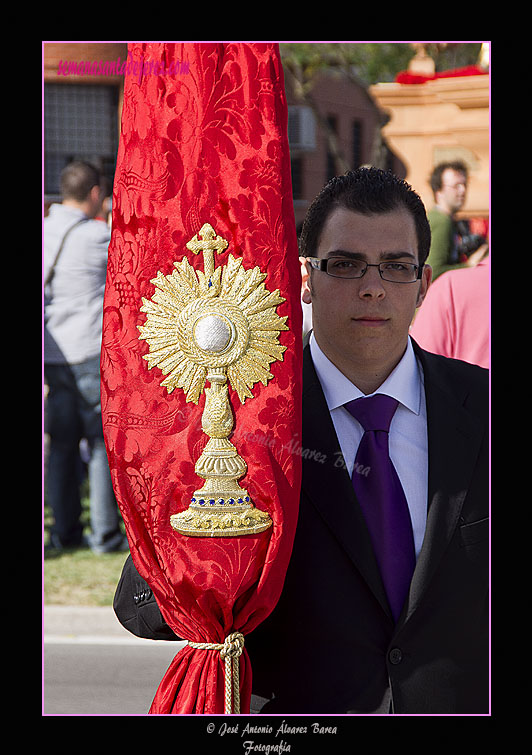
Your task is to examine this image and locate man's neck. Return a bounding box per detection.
[435,203,453,217]
[62,198,93,217]
[312,331,408,396]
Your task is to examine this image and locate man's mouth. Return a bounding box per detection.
[352,315,389,326]
[352,315,388,328]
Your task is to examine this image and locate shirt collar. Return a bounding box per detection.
[309,332,422,416]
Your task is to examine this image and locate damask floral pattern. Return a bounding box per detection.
[101,42,302,714]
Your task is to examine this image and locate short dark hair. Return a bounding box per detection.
[60,161,101,202]
[429,161,468,197]
[299,167,432,267]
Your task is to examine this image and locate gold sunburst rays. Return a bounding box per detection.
[138,226,288,405]
[137,223,288,537]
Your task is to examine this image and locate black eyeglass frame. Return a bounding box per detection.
[305,256,425,283]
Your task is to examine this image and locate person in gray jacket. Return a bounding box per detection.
[44,161,126,553]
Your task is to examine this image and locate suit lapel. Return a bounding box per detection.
[301,345,391,618]
[404,344,486,621]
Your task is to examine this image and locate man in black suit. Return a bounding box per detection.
[114,168,489,714]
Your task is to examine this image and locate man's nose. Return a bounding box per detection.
[358,266,386,298]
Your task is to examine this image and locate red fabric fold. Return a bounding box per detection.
[101,42,302,713]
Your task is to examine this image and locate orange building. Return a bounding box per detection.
[370,48,489,226]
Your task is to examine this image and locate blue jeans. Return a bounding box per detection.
[44,356,124,551]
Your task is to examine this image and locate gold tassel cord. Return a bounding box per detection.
[188,632,245,713]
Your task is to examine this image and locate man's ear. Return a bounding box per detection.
[416,264,432,309]
[300,256,312,304]
[90,184,102,203]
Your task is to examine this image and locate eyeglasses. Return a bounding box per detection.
[442,182,467,190]
[306,256,424,284]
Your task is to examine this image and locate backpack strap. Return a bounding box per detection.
[44,217,89,289]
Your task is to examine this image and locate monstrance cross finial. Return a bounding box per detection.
[186,223,228,291]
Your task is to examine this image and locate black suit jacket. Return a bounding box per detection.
[114,341,489,714]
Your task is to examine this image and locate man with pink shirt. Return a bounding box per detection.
[410,256,489,368]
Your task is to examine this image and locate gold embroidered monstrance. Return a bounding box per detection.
[138,223,288,537]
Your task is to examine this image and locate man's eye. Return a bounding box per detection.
[330,259,360,269]
[382,262,409,271]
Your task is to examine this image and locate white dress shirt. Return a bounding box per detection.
[309,333,428,558]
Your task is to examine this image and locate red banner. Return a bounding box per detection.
[101,42,302,713]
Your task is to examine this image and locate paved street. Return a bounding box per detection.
[43,605,185,715]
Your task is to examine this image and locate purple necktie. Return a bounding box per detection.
[344,394,415,622]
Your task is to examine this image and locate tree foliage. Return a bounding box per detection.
[279,42,482,88]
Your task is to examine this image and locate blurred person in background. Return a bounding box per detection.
[426,161,487,281]
[44,161,127,553]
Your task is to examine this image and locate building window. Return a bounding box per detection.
[291,157,303,201]
[287,106,316,152]
[326,115,338,182]
[352,120,363,169]
[44,83,119,200]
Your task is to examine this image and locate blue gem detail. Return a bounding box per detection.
[228,498,235,505]
[198,498,205,505]
[191,497,196,503]
[209,499,215,505]
[237,497,243,503]
[218,498,225,505]
[244,496,250,502]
